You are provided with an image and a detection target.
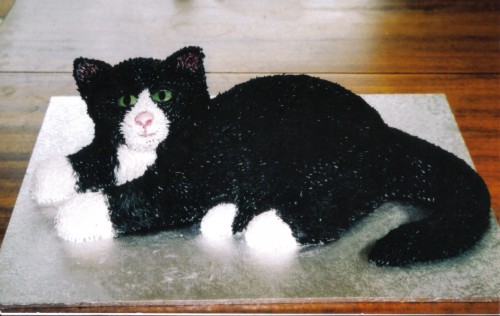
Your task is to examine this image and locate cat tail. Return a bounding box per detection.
[369,133,492,266]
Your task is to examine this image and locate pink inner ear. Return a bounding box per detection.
[77,63,100,81]
[177,52,200,72]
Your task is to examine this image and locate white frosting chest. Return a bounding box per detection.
[114,144,157,185]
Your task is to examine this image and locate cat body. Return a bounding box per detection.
[32,47,491,266]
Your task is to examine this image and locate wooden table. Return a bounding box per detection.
[0,0,498,313]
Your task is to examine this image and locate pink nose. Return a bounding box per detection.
[135,111,154,127]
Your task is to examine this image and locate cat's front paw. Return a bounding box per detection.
[55,192,115,242]
[31,157,78,206]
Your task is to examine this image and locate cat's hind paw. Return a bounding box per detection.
[31,156,78,206]
[55,192,115,242]
[244,210,299,254]
[200,203,237,240]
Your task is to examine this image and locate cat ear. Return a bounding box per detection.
[73,58,112,90]
[171,46,205,73]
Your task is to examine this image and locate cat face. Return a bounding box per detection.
[73,47,209,152]
[119,89,170,151]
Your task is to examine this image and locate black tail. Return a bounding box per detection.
[368,129,491,266]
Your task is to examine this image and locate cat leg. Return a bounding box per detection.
[229,198,300,252]
[66,143,117,193]
[55,191,115,242]
[103,169,188,235]
[31,156,78,206]
[231,209,255,234]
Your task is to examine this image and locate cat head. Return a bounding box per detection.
[73,46,209,152]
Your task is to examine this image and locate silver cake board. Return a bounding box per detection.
[0,94,499,306]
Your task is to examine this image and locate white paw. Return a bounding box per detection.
[200,203,237,240]
[244,210,299,253]
[55,192,115,242]
[31,156,78,206]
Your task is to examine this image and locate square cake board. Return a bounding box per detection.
[0,94,499,312]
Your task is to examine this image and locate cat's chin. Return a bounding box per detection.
[125,141,160,153]
[123,132,165,152]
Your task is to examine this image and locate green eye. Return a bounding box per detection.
[152,89,172,103]
[118,94,138,107]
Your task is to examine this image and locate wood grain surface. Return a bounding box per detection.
[1,299,499,314]
[0,0,498,314]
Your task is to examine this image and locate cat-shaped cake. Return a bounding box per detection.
[32,46,491,266]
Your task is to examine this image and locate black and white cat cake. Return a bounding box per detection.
[32,46,491,266]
